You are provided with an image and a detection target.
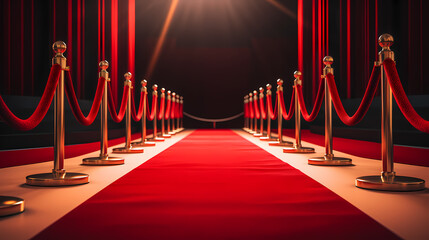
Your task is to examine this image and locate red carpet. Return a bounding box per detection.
[32,129,398,240]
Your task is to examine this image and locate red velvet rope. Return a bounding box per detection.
[244,102,248,118]
[297,79,325,122]
[171,98,176,119]
[165,97,172,120]
[254,97,260,119]
[384,58,429,133]
[131,90,145,122]
[107,82,129,123]
[146,94,157,121]
[65,71,105,126]
[279,90,295,121]
[326,65,381,126]
[249,100,254,118]
[0,64,61,131]
[157,95,165,120]
[176,100,180,118]
[266,94,277,120]
[259,96,267,120]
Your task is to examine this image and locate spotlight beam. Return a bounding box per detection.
[146,0,180,79]
[265,0,297,20]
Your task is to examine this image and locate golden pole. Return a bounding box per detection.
[243,95,248,131]
[254,87,264,137]
[248,92,255,134]
[168,91,176,135]
[283,71,315,153]
[83,61,125,165]
[26,41,89,186]
[260,84,275,141]
[269,79,293,146]
[112,72,144,153]
[176,94,181,133]
[132,80,156,147]
[356,34,425,191]
[150,85,165,141]
[161,89,171,138]
[171,92,176,133]
[308,57,352,165]
[180,96,184,130]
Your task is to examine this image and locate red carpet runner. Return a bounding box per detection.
[33,129,398,240]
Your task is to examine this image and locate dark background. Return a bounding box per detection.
[0,0,428,133]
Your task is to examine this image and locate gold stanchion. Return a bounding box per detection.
[175,94,181,133]
[168,92,176,135]
[260,84,276,141]
[356,34,425,191]
[26,41,89,186]
[132,80,156,147]
[269,79,293,147]
[254,87,264,137]
[308,57,352,165]
[179,96,184,130]
[0,196,24,217]
[171,92,177,133]
[149,85,165,141]
[248,92,255,134]
[161,89,171,138]
[243,95,249,131]
[112,72,144,153]
[253,90,259,134]
[83,61,125,165]
[283,71,315,153]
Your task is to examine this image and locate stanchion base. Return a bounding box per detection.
[355,175,426,191]
[308,156,352,166]
[112,146,144,154]
[131,141,156,147]
[260,136,277,141]
[0,196,24,217]
[268,141,293,147]
[26,172,89,186]
[82,156,124,166]
[168,131,176,135]
[150,137,165,142]
[253,133,263,137]
[162,134,171,138]
[283,146,315,153]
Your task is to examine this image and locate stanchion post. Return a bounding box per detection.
[308,57,351,165]
[355,34,425,191]
[150,85,165,141]
[244,95,248,131]
[132,80,156,147]
[248,92,255,134]
[112,72,144,153]
[254,88,264,137]
[26,41,89,186]
[168,92,176,135]
[161,89,171,138]
[260,84,276,141]
[180,96,184,129]
[83,61,125,165]
[269,79,293,146]
[283,71,315,153]
[253,90,258,133]
[176,94,180,132]
[171,92,176,133]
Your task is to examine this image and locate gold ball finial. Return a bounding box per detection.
[277,79,283,85]
[99,60,109,70]
[124,72,132,80]
[172,92,176,96]
[294,71,302,78]
[161,88,165,93]
[379,34,394,48]
[259,87,264,93]
[180,96,183,100]
[167,90,171,95]
[253,90,257,95]
[153,84,158,90]
[249,92,253,97]
[53,41,67,54]
[141,79,147,86]
[266,84,272,90]
[176,94,180,98]
[323,56,333,66]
